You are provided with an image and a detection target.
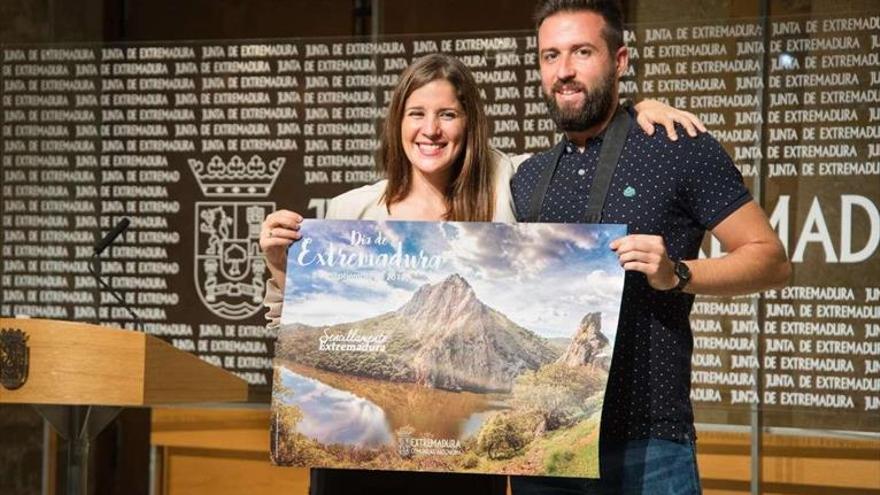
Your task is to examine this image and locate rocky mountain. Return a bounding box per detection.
[276,274,561,392]
[555,312,611,371]
[397,274,483,327]
[400,274,560,392]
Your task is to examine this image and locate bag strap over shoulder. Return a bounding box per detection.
[525,107,632,223]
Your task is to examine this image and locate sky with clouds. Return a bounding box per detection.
[282,219,625,341]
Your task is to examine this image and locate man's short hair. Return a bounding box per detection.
[533,0,625,52]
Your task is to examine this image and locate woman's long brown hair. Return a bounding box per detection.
[378,54,494,222]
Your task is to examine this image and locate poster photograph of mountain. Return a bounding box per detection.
[271,220,626,477]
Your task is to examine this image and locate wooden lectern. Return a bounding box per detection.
[0,318,249,495]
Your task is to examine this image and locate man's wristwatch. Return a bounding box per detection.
[670,259,692,292]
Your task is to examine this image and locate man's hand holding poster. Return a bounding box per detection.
[271,220,625,477]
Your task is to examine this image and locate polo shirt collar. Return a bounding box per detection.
[561,131,606,155]
[560,105,633,155]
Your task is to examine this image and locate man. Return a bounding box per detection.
[509,1,791,493]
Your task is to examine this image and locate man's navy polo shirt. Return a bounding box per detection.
[510,112,751,443]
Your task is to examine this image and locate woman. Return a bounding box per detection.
[261,54,704,495]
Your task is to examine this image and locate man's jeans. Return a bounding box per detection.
[510,438,702,495]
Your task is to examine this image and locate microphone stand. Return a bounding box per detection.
[87,255,145,332]
[89,218,145,332]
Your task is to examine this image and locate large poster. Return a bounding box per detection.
[271,220,626,477]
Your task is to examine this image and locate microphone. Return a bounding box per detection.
[94,217,130,255]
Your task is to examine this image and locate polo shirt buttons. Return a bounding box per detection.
[578,169,586,176]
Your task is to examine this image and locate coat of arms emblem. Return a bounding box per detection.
[0,328,30,390]
[195,202,272,319]
[189,154,284,320]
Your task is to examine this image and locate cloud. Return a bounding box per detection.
[472,268,623,340]
[374,221,405,248]
[282,290,410,326]
[282,220,625,337]
[440,222,612,281]
[281,368,393,447]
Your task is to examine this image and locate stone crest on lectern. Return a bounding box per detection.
[0,328,29,390]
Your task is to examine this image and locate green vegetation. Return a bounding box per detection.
[511,362,606,430]
[535,413,602,476]
[459,453,479,469]
[545,450,576,474]
[476,412,533,460]
[469,361,606,476]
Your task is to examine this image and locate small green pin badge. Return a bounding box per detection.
[623,186,636,198]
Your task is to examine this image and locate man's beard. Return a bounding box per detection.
[543,67,616,133]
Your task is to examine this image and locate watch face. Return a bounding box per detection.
[675,260,691,288]
[676,261,688,277]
